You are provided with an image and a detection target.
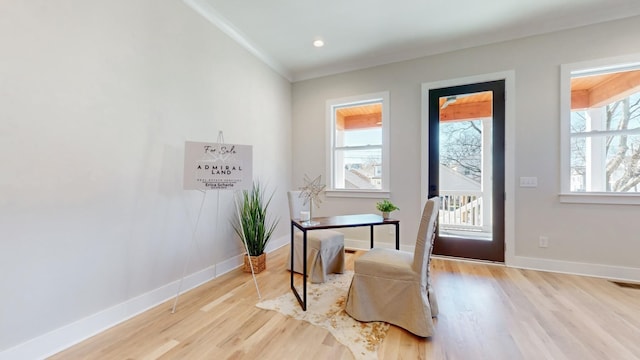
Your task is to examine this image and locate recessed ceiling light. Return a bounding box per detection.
[313,39,324,48]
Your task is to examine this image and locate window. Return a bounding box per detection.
[326,92,389,197]
[560,54,640,204]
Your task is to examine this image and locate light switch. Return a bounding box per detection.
[519,176,538,187]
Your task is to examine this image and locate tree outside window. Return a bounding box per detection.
[440,119,483,183]
[569,69,640,193]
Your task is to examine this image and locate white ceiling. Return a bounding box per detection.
[187,0,640,82]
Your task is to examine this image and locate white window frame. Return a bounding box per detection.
[560,53,640,205]
[325,91,390,198]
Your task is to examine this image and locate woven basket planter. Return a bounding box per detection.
[243,253,266,274]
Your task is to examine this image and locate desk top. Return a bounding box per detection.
[291,213,399,230]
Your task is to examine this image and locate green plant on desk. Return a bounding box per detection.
[376,199,399,219]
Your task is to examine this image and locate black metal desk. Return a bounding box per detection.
[290,213,400,310]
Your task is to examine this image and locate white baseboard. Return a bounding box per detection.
[0,235,293,360]
[2,252,262,360]
[344,238,414,253]
[265,234,289,253]
[350,237,640,283]
[509,255,640,283]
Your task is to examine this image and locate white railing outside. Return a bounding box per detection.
[438,190,485,232]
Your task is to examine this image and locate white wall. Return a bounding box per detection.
[292,17,640,276]
[0,0,291,356]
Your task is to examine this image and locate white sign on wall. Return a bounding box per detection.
[183,141,252,191]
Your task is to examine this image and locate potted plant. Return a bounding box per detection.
[232,182,279,274]
[376,199,399,219]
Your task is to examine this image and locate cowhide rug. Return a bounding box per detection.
[256,271,389,360]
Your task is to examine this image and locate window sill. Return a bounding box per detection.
[325,190,390,199]
[559,192,640,205]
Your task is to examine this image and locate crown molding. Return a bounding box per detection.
[183,0,293,82]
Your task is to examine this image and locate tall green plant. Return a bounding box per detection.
[232,182,279,256]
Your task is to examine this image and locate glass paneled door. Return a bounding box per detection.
[428,81,505,262]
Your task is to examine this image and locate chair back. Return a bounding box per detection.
[287,191,309,219]
[412,197,440,284]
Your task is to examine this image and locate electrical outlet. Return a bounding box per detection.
[539,236,549,248]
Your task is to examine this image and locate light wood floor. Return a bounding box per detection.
[50,246,640,360]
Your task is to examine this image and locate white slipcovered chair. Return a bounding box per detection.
[286,191,345,283]
[345,197,440,337]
